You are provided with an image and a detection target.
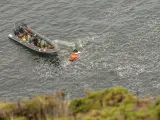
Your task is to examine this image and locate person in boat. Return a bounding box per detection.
[17,23,29,35]
[30,34,41,47]
[20,24,31,41]
[21,35,26,41]
[19,23,30,34]
[18,25,25,33]
[15,25,25,36]
[69,49,80,61]
[17,33,26,41]
[40,39,47,47]
[25,33,31,41]
[29,34,37,45]
[33,37,39,46]
[24,25,31,35]
[13,29,19,36]
[37,39,41,47]
[28,34,34,43]
[40,39,48,50]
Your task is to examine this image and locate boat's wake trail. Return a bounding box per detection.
[54,40,76,51]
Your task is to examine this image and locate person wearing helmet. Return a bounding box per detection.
[69,49,80,61]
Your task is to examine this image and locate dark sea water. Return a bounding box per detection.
[1,0,160,101]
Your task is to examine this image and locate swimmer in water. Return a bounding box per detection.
[69,49,80,61]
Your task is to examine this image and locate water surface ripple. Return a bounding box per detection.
[0,0,160,101]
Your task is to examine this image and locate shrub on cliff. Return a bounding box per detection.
[69,86,137,115]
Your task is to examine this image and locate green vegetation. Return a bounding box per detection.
[0,86,160,120]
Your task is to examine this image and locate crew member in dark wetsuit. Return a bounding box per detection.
[19,26,25,33]
[30,34,41,47]
[32,37,38,46]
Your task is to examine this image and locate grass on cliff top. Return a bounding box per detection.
[1,86,160,120]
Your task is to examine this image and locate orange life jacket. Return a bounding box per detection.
[69,52,80,61]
